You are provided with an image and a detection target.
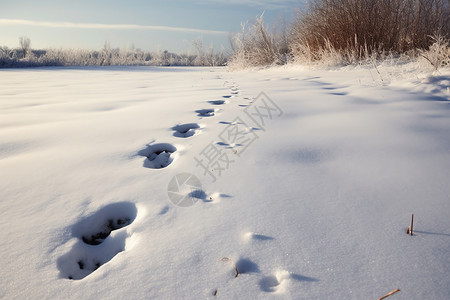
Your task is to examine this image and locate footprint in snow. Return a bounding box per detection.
[244,232,274,242]
[235,258,260,274]
[172,123,200,138]
[328,92,347,96]
[204,192,232,203]
[57,202,137,280]
[222,257,260,278]
[195,108,216,117]
[138,143,177,169]
[208,100,226,105]
[260,271,318,293]
[260,271,290,293]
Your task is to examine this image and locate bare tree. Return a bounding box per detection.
[192,38,205,66]
[19,37,31,58]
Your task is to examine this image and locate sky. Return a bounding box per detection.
[0,0,305,53]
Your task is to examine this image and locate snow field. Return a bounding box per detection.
[0,64,449,299]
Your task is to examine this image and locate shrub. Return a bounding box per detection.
[290,0,450,64]
[228,13,286,69]
[419,34,450,70]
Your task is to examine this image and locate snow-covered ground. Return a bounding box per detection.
[0,64,449,299]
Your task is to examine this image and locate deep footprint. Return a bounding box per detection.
[196,108,215,117]
[236,258,260,274]
[172,123,200,138]
[57,202,137,280]
[82,218,132,245]
[138,143,177,169]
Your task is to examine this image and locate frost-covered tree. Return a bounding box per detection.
[192,38,205,66]
[0,38,228,67]
[228,13,282,68]
[19,37,31,58]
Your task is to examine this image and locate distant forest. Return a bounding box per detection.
[0,39,228,67]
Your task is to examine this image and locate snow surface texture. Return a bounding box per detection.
[0,64,449,299]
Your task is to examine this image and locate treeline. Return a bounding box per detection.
[0,40,227,68]
[3,0,448,69]
[229,0,450,68]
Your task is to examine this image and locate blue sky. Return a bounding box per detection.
[0,0,305,53]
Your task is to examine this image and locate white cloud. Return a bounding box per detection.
[0,19,228,35]
[195,0,301,9]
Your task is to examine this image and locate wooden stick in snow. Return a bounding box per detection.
[407,214,414,235]
[378,288,400,300]
[410,214,414,235]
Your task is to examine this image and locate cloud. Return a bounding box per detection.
[0,18,228,35]
[195,0,301,9]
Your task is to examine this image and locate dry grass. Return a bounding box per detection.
[419,35,450,70]
[228,14,286,69]
[290,0,449,61]
[229,1,449,69]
